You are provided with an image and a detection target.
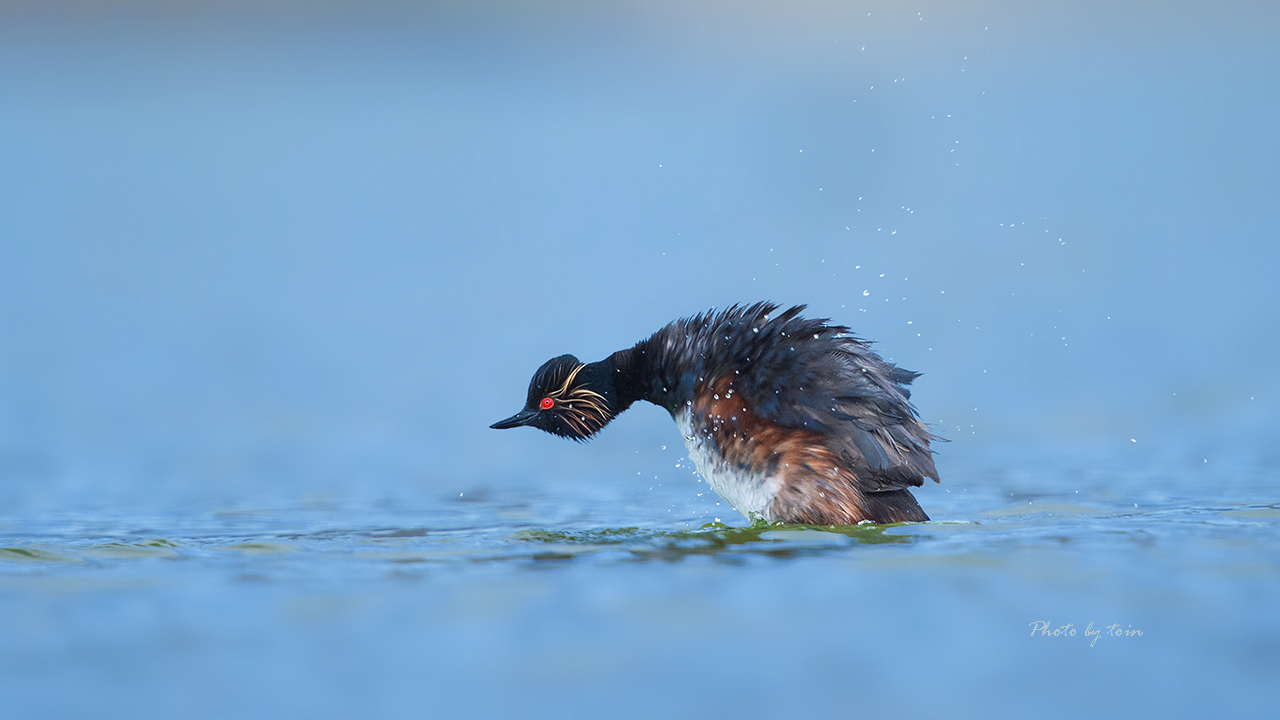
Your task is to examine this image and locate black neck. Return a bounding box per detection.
[605,337,682,411]
[578,338,678,420]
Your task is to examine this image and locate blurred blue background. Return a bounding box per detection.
[1,1,1277,718]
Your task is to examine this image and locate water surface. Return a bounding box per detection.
[3,444,1276,718]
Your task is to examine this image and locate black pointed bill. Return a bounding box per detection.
[490,408,539,430]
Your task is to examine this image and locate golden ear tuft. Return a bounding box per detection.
[547,363,611,437]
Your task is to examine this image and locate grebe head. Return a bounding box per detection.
[490,354,615,440]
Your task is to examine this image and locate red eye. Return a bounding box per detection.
[539,397,554,410]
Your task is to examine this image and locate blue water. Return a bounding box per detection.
[3,444,1278,717]
[2,3,1278,718]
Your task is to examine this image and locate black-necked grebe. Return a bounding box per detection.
[491,303,940,524]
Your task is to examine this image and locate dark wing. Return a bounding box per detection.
[734,316,940,493]
[821,341,940,491]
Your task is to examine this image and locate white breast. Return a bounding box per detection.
[674,406,781,523]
